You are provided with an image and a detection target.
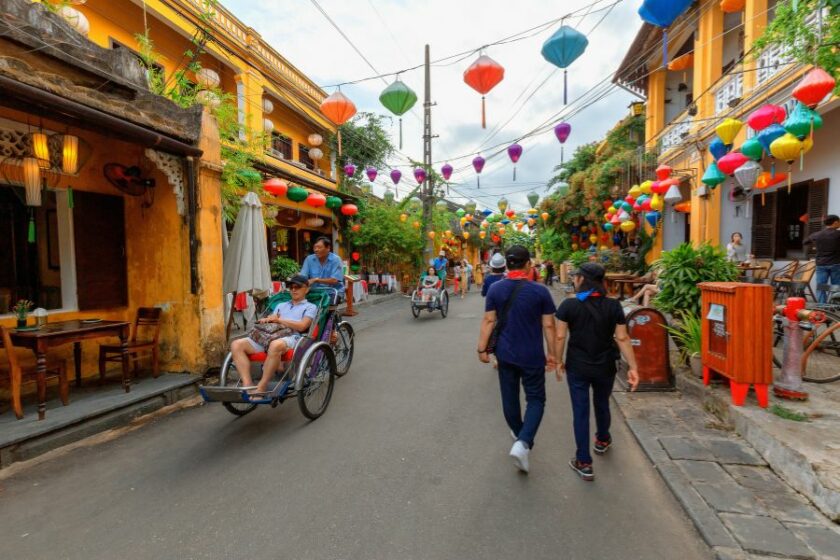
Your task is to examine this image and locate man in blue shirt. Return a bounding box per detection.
[300,236,344,294]
[433,251,448,283]
[477,245,557,474]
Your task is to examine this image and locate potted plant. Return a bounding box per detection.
[653,243,738,316]
[13,299,34,329]
[270,256,300,281]
[666,311,703,377]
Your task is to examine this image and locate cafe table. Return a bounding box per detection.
[10,319,131,420]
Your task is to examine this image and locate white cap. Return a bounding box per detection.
[489,253,506,269]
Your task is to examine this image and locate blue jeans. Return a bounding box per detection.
[567,372,615,464]
[816,265,840,303]
[497,361,546,449]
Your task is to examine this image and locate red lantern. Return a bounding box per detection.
[651,181,668,195]
[351,223,361,232]
[505,209,515,218]
[340,203,358,216]
[792,67,836,108]
[492,234,501,243]
[263,177,288,197]
[641,198,652,211]
[717,152,749,175]
[747,104,786,132]
[306,192,326,208]
[463,54,505,129]
[602,200,613,210]
[655,165,672,181]
[351,251,360,261]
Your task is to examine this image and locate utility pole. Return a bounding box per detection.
[422,43,435,261]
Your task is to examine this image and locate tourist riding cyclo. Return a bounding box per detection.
[410,265,449,319]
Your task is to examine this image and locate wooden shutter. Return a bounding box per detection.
[805,179,829,246]
[751,191,777,259]
[74,191,128,310]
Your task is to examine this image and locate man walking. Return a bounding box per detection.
[477,245,557,473]
[805,215,840,303]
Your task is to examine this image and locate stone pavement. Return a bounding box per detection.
[614,390,840,560]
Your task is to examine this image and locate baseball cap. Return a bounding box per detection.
[287,274,310,287]
[505,245,530,268]
[572,262,605,282]
[489,253,506,269]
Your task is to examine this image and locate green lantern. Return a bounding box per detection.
[527,191,540,208]
[287,186,308,202]
[326,196,343,209]
[409,196,422,211]
[465,200,477,214]
[456,208,466,218]
[784,101,823,140]
[379,78,418,149]
[702,162,726,189]
[384,189,395,204]
[556,182,570,197]
[361,183,372,194]
[350,264,361,272]
[740,138,764,162]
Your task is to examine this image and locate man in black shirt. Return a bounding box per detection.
[805,215,840,303]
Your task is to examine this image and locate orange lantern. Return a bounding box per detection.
[667,52,694,71]
[463,54,505,129]
[541,212,549,221]
[412,221,420,229]
[673,201,692,213]
[428,231,436,240]
[719,0,745,13]
[498,226,506,235]
[351,223,361,232]
[479,231,486,239]
[755,171,787,205]
[320,91,357,155]
[340,203,359,216]
[462,231,470,240]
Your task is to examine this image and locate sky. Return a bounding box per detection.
[224,0,644,212]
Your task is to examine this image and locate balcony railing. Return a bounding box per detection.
[660,112,693,152]
[756,8,826,87]
[714,72,743,114]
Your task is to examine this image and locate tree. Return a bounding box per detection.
[348,203,425,268]
[330,113,395,192]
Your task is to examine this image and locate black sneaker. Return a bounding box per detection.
[569,459,595,481]
[593,437,612,455]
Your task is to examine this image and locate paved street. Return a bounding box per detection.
[0,292,708,560]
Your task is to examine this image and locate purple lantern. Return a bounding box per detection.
[441,163,453,181]
[366,166,378,182]
[343,163,356,177]
[507,143,523,181]
[472,155,486,188]
[555,122,571,166]
[390,169,402,185]
[414,167,427,184]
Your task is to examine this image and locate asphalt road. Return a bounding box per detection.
[0,292,709,560]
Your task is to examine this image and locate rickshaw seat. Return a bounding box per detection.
[247,349,294,363]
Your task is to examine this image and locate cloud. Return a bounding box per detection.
[224,0,644,210]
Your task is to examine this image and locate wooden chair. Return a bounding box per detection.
[751,259,773,281]
[0,326,68,420]
[99,307,162,384]
[776,260,817,301]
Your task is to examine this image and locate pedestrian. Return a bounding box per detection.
[473,259,484,287]
[528,259,540,282]
[726,232,747,263]
[545,261,555,287]
[453,261,461,294]
[478,245,557,474]
[481,252,506,297]
[554,263,639,481]
[459,260,469,299]
[804,215,840,303]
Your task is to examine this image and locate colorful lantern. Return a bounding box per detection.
[640,180,653,194]
[651,181,668,195]
[340,203,358,216]
[655,164,672,181]
[384,189,395,204]
[702,162,726,188]
[645,211,661,228]
[379,78,418,148]
[472,155,486,188]
[463,54,505,128]
[664,183,682,205]
[554,122,571,165]
[620,220,636,233]
[667,52,693,71]
[343,163,356,177]
[505,209,516,218]
[784,101,823,140]
[389,169,402,186]
[525,192,539,209]
[508,143,523,180]
[456,208,466,218]
[351,251,360,261]
[541,25,589,104]
[717,152,749,175]
[308,134,323,147]
[414,167,427,184]
[720,0,745,12]
[541,212,549,221]
[715,118,743,146]
[326,196,343,209]
[733,160,762,194]
[792,67,836,108]
[428,231,436,240]
[756,123,787,159]
[638,0,693,64]
[479,231,486,239]
[498,227,506,235]
[674,201,691,213]
[498,197,508,213]
[770,133,812,191]
[287,186,308,203]
[755,171,787,205]
[366,167,378,182]
[400,213,408,222]
[709,137,730,161]
[747,104,786,132]
[306,192,326,207]
[413,221,421,229]
[740,138,764,161]
[604,223,613,231]
[263,177,288,197]
[320,91,357,155]
[441,164,453,181]
[650,194,664,211]
[465,201,477,214]
[628,184,642,198]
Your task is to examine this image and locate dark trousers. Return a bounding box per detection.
[497,361,546,449]
[567,371,615,463]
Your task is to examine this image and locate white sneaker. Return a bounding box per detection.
[509,441,530,473]
[510,430,517,441]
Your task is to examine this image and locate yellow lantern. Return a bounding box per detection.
[650,194,664,211]
[607,206,617,214]
[62,134,79,174]
[640,180,653,194]
[31,132,50,168]
[516,222,524,231]
[527,218,536,227]
[445,229,453,237]
[599,245,609,251]
[460,217,467,226]
[428,231,436,239]
[463,231,470,240]
[770,133,804,163]
[481,220,489,229]
[479,230,486,239]
[400,213,408,222]
[589,234,598,244]
[628,184,642,198]
[528,208,537,215]
[620,220,636,233]
[541,212,549,221]
[571,243,579,250]
[715,118,743,145]
[23,156,41,206]
[498,227,506,235]
[413,221,420,229]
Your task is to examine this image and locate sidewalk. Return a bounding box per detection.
[614,384,840,559]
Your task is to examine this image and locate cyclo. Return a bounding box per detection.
[200,288,354,419]
[410,272,449,319]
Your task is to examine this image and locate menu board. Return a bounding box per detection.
[707,303,728,357]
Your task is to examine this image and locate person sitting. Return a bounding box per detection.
[419,266,442,302]
[630,269,661,307]
[229,275,318,395]
[300,236,345,301]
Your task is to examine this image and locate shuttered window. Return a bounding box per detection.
[751,191,777,258]
[73,191,128,310]
[804,179,829,257]
[752,179,830,259]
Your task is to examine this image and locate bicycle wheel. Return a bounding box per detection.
[802,312,840,383]
[297,342,336,420]
[411,304,421,318]
[334,321,355,377]
[219,352,258,416]
[440,291,449,318]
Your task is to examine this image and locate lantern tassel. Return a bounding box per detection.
[563,69,568,105]
[481,96,486,129]
[67,186,74,209]
[788,164,793,193]
[762,192,766,206]
[800,149,804,172]
[513,165,516,181]
[399,117,403,150]
[477,175,480,189]
[771,159,776,179]
[338,129,343,156]
[28,210,35,243]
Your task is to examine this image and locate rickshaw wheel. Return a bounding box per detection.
[440,291,449,318]
[219,352,258,416]
[297,342,336,420]
[334,321,355,377]
[412,304,421,318]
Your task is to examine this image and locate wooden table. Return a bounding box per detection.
[613,277,645,300]
[10,320,130,420]
[605,274,640,299]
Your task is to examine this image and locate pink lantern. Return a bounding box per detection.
[717,152,749,175]
[747,104,786,132]
[414,167,427,184]
[554,122,571,166]
[366,167,378,182]
[441,163,453,181]
[343,163,356,177]
[390,169,402,185]
[473,155,486,188]
[507,143,523,181]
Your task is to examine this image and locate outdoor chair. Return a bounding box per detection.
[0,326,68,420]
[775,260,816,302]
[99,307,163,384]
[750,259,773,282]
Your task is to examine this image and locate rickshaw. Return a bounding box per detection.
[410,274,449,319]
[200,289,355,419]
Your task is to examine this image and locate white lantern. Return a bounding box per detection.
[62,134,79,175]
[23,157,41,207]
[664,184,682,205]
[262,98,274,114]
[263,118,274,133]
[309,148,323,162]
[305,217,325,228]
[58,6,90,36]
[196,68,220,89]
[308,134,323,147]
[196,90,221,108]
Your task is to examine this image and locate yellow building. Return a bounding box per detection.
[616,0,837,263]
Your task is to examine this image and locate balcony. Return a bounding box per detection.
[714,72,743,114]
[659,112,693,152]
[755,8,827,88]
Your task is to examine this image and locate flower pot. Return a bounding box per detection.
[16,317,27,329]
[689,354,703,378]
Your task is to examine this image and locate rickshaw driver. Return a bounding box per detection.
[300,236,345,298]
[229,275,318,395]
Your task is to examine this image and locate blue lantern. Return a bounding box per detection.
[645,211,662,228]
[604,222,613,231]
[613,234,622,245]
[501,219,511,225]
[709,137,730,161]
[541,25,589,105]
[757,123,786,153]
[638,0,693,64]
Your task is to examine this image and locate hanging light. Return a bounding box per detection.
[263,118,274,133]
[31,132,50,168]
[309,147,323,162]
[497,197,508,213]
[23,157,42,207]
[262,98,274,114]
[62,134,79,174]
[308,134,323,147]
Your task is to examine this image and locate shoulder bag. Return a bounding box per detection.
[248,322,294,349]
[486,281,526,355]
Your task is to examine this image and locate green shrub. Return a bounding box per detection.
[270,256,300,280]
[653,243,738,316]
[665,310,702,362]
[569,250,589,268]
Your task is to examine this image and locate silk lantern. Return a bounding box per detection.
[645,211,661,228]
[306,192,326,208]
[414,168,427,184]
[340,203,358,216]
[308,134,323,147]
[508,143,523,180]
[650,194,664,211]
[720,0,745,12]
[702,162,726,188]
[667,52,693,71]
[479,231,486,239]
[784,101,823,140]
[740,138,764,161]
[638,0,693,64]
[343,163,356,177]
[715,118,743,146]
[541,25,589,105]
[674,201,691,213]
[709,137,730,161]
[717,152,749,175]
[351,224,361,233]
[473,156,486,188]
[757,123,786,176]
[320,91,357,155]
[541,212,549,221]
[390,169,402,185]
[441,164,453,181]
[366,167,378,182]
[400,213,408,222]
[792,67,836,108]
[527,191,540,208]
[747,104,785,132]
[664,183,682,205]
[379,78,418,148]
[620,220,636,233]
[604,222,614,231]
[555,122,571,165]
[263,177,288,197]
[629,184,642,198]
[327,196,343,210]
[286,186,308,203]
[640,180,653,195]
[733,160,762,194]
[770,133,812,191]
[463,54,505,128]
[755,171,787,205]
[655,164,672,181]
[497,197,508,212]
[456,208,466,218]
